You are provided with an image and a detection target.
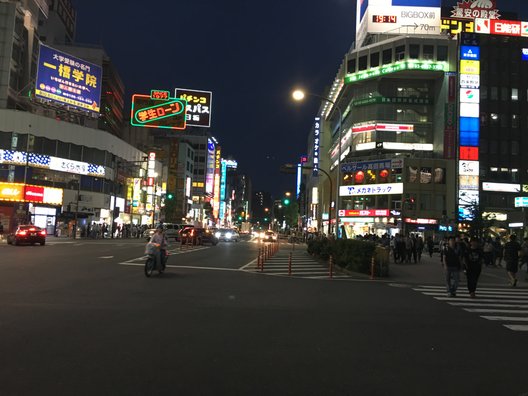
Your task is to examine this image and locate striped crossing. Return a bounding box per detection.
[413,285,528,332]
[243,248,348,279]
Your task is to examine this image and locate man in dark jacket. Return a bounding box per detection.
[443,237,461,297]
[464,239,483,298]
[504,234,521,287]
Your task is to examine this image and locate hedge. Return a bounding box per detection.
[307,239,389,276]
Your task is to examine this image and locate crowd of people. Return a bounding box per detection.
[79,222,150,239]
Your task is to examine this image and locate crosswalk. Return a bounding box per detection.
[119,245,211,266]
[413,285,528,332]
[243,248,349,279]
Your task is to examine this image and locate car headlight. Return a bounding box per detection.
[260,232,265,238]
[215,232,221,238]
[226,232,232,239]
[272,235,277,240]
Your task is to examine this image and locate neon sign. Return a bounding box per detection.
[130,94,187,130]
[150,90,170,100]
[345,61,447,84]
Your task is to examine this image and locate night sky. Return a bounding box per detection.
[72,0,528,196]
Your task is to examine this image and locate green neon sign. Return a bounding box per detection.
[130,94,187,130]
[344,61,448,84]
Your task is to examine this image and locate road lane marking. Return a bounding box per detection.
[480,316,528,322]
[504,325,528,331]
[424,292,528,300]
[118,262,239,272]
[98,256,114,259]
[464,309,528,314]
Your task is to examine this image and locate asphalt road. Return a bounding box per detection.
[1,237,527,396]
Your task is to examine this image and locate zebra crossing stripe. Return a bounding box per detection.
[464,309,528,314]
[504,325,528,331]
[480,316,528,322]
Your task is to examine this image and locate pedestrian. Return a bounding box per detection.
[493,237,503,268]
[426,236,434,258]
[443,237,461,297]
[520,237,528,280]
[482,237,494,267]
[404,235,413,263]
[0,221,3,241]
[415,236,424,263]
[439,237,448,264]
[504,234,521,287]
[464,239,483,298]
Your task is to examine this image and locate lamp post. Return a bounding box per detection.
[292,89,343,237]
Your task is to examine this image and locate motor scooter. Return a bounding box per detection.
[144,243,168,277]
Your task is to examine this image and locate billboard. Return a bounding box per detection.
[175,88,212,128]
[35,44,102,112]
[130,94,187,130]
[356,0,442,41]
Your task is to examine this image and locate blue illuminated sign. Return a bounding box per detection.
[461,46,480,61]
[35,44,102,113]
[522,48,528,61]
[460,117,480,132]
[219,160,227,221]
[459,131,480,146]
[438,225,454,232]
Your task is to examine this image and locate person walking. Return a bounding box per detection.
[443,237,462,297]
[482,237,494,267]
[493,237,504,268]
[464,239,483,298]
[520,237,528,280]
[504,234,521,287]
[426,236,434,258]
[415,236,424,263]
[0,221,3,241]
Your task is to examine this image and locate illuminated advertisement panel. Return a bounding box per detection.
[219,160,227,221]
[205,139,216,195]
[175,88,212,128]
[213,147,222,219]
[313,117,321,177]
[339,183,403,197]
[0,183,63,205]
[130,94,187,130]
[338,209,390,217]
[482,182,521,193]
[35,44,102,112]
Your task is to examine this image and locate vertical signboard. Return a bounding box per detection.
[35,44,102,112]
[219,159,227,222]
[175,88,212,128]
[313,117,321,177]
[458,39,481,221]
[444,73,457,160]
[213,147,222,220]
[205,139,216,195]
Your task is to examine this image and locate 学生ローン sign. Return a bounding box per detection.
[131,94,187,130]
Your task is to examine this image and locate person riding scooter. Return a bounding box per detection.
[149,225,168,271]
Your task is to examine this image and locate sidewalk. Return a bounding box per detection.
[388,251,528,287]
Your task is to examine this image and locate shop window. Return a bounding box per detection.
[512,114,519,128]
[370,52,379,68]
[434,168,445,184]
[409,44,420,59]
[423,45,434,60]
[382,49,392,65]
[420,167,432,184]
[437,46,448,61]
[70,143,82,161]
[347,58,356,74]
[358,55,368,71]
[408,166,419,183]
[512,88,519,101]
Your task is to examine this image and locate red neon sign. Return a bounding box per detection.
[491,20,521,36]
[24,185,45,203]
[339,209,390,217]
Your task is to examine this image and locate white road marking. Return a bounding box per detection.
[449,303,528,308]
[504,325,528,331]
[98,256,114,259]
[480,316,528,322]
[464,309,528,314]
[424,292,528,300]
[118,262,239,272]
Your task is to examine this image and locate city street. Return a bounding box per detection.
[1,239,528,395]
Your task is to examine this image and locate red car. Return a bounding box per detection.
[7,225,46,246]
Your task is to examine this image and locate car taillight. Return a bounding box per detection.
[17,231,27,236]
[40,230,46,236]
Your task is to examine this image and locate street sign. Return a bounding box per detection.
[515,197,528,208]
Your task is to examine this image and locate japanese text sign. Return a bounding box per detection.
[175,88,212,128]
[35,44,102,112]
[339,183,403,197]
[131,94,187,130]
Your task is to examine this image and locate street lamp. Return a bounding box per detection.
[291,88,344,237]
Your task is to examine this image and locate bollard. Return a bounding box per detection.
[288,252,292,276]
[370,256,375,280]
[257,247,261,269]
[261,249,265,272]
[329,255,334,279]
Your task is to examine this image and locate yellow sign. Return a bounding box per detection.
[441,18,474,35]
[460,60,480,75]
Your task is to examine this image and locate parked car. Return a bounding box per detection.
[180,227,217,246]
[7,225,46,246]
[215,228,239,242]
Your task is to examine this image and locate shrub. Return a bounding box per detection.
[307,239,388,276]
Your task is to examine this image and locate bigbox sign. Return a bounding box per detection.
[35,44,102,112]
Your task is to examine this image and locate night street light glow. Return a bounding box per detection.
[292,90,305,101]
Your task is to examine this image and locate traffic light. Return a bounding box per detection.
[283,198,290,206]
[166,193,174,200]
[238,216,242,221]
